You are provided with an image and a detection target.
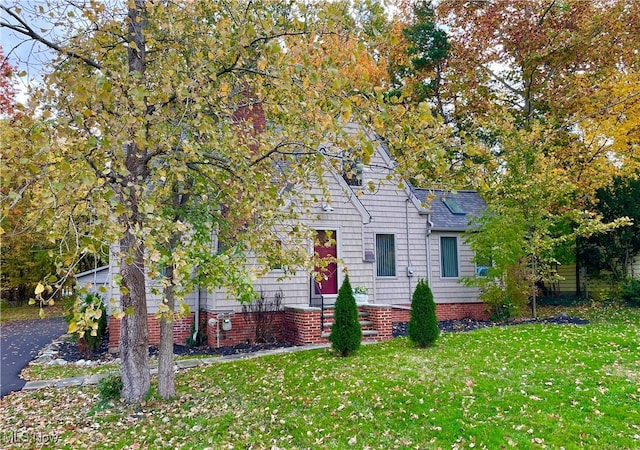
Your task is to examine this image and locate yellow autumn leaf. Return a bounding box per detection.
[68,321,78,334]
[35,282,45,295]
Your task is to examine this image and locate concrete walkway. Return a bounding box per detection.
[22,343,332,392]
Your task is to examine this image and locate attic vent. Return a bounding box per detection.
[443,197,465,215]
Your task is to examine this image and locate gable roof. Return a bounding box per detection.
[412,189,486,231]
[329,166,372,224]
[359,127,429,215]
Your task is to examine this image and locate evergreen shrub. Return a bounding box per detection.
[408,279,439,347]
[621,278,640,306]
[329,274,362,356]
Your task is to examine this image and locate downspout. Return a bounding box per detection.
[189,264,201,342]
[193,281,200,341]
[426,214,433,285]
[405,199,413,300]
[362,220,375,303]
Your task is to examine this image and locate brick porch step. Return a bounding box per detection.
[321,329,379,339]
[323,320,374,329]
[321,311,370,320]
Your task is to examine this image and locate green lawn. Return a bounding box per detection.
[1,304,639,449]
[0,302,65,323]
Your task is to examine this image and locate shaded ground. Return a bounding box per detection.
[50,313,589,364]
[393,312,589,337]
[52,331,293,364]
[1,317,67,397]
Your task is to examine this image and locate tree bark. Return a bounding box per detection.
[119,229,150,403]
[158,188,189,399]
[118,0,152,404]
[158,263,176,399]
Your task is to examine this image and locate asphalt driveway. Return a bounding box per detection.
[1,317,67,398]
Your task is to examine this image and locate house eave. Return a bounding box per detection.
[430,227,468,233]
[331,169,372,224]
[74,265,110,278]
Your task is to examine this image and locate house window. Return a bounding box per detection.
[476,264,490,277]
[376,234,396,277]
[475,254,491,277]
[342,157,363,187]
[440,236,459,278]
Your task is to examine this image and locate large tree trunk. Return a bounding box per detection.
[158,188,190,399]
[119,230,150,403]
[158,263,176,399]
[118,0,151,404]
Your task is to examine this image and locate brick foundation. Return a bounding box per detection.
[361,304,393,341]
[436,302,489,320]
[108,313,195,351]
[205,311,284,349]
[107,302,488,351]
[282,307,325,345]
[391,302,489,322]
[282,305,397,346]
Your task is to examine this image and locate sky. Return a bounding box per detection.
[1,1,82,105]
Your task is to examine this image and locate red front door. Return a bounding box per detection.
[314,230,338,295]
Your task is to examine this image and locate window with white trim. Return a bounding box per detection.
[440,236,459,278]
[376,234,396,277]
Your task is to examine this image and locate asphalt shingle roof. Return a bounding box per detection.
[412,189,486,231]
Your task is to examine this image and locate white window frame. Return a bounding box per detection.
[440,235,460,279]
[375,233,397,278]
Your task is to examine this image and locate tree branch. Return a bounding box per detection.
[479,63,523,98]
[246,30,308,49]
[0,5,102,70]
[537,0,558,26]
[249,142,319,166]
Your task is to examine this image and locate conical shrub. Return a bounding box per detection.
[329,274,362,356]
[408,279,439,347]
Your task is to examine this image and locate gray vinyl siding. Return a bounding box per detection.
[428,232,480,303]
[357,149,428,306]
[75,266,111,295]
[106,129,484,315]
[205,169,371,311]
[99,245,200,315]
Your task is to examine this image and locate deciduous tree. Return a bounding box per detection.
[0,44,16,116]
[1,1,436,402]
[432,1,640,314]
[578,175,640,281]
